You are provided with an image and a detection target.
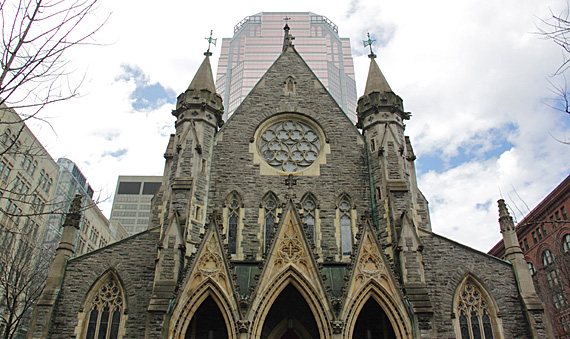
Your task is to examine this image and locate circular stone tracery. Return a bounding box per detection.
[258,119,321,172]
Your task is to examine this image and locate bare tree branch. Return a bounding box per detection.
[0,1,107,336]
[0,0,108,113]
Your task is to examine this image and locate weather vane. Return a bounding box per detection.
[205,30,217,56]
[363,32,376,58]
[283,17,291,30]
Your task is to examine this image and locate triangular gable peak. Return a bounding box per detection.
[397,211,423,252]
[248,199,332,336]
[161,210,184,244]
[341,221,413,338]
[218,44,360,136]
[169,216,240,338]
[147,212,185,313]
[344,222,398,298]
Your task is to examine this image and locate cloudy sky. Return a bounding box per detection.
[19,0,570,252]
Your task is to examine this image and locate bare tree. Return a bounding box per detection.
[0,0,108,218]
[537,8,570,144]
[0,0,106,112]
[0,1,106,336]
[0,234,50,339]
[538,6,570,76]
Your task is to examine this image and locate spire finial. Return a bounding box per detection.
[283,17,292,51]
[204,30,217,56]
[498,199,516,233]
[363,32,376,58]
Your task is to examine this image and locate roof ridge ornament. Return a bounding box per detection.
[204,30,217,56]
[282,17,295,51]
[363,32,376,59]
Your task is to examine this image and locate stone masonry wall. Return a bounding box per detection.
[208,47,371,261]
[47,229,160,338]
[421,232,532,338]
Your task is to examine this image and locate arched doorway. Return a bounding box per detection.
[184,296,228,339]
[353,298,396,339]
[261,285,319,339]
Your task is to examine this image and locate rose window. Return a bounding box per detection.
[258,120,321,172]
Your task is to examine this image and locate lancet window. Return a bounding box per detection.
[263,193,278,252]
[301,194,316,244]
[83,275,124,339]
[456,280,496,339]
[339,195,352,255]
[227,192,241,254]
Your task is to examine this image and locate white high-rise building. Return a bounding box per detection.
[109,175,162,235]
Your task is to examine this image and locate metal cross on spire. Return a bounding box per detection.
[282,17,294,51]
[204,30,217,56]
[363,32,376,58]
[283,17,291,32]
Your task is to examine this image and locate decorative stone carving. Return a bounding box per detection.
[197,237,223,277]
[237,320,250,333]
[258,119,321,173]
[331,320,344,334]
[275,220,308,269]
[355,233,386,282]
[284,76,296,95]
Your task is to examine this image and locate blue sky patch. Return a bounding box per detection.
[116,64,176,111]
[416,124,516,174]
[103,149,128,158]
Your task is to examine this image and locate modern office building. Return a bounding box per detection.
[42,158,93,254]
[215,12,358,122]
[109,175,162,235]
[42,158,126,258]
[0,104,59,263]
[0,108,126,337]
[489,174,570,338]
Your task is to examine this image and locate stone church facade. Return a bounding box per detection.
[27,33,551,338]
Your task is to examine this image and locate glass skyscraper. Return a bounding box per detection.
[215,12,358,122]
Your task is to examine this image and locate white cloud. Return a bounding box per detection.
[22,0,570,253]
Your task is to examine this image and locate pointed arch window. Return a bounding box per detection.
[339,196,352,255]
[263,193,278,252]
[456,280,497,339]
[227,193,241,255]
[301,194,316,244]
[83,275,124,339]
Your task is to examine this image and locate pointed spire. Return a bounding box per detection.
[174,52,223,127]
[498,199,515,233]
[282,17,292,51]
[364,56,393,96]
[187,55,217,93]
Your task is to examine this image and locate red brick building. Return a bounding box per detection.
[489,174,570,338]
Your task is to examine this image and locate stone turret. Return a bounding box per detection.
[498,199,551,338]
[167,53,223,245]
[147,53,223,321]
[358,53,435,336]
[357,54,430,251]
[27,195,83,339]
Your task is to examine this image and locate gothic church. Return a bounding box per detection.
[28,29,550,338]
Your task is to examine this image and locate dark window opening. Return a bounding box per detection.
[118,182,141,195]
[142,182,161,195]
